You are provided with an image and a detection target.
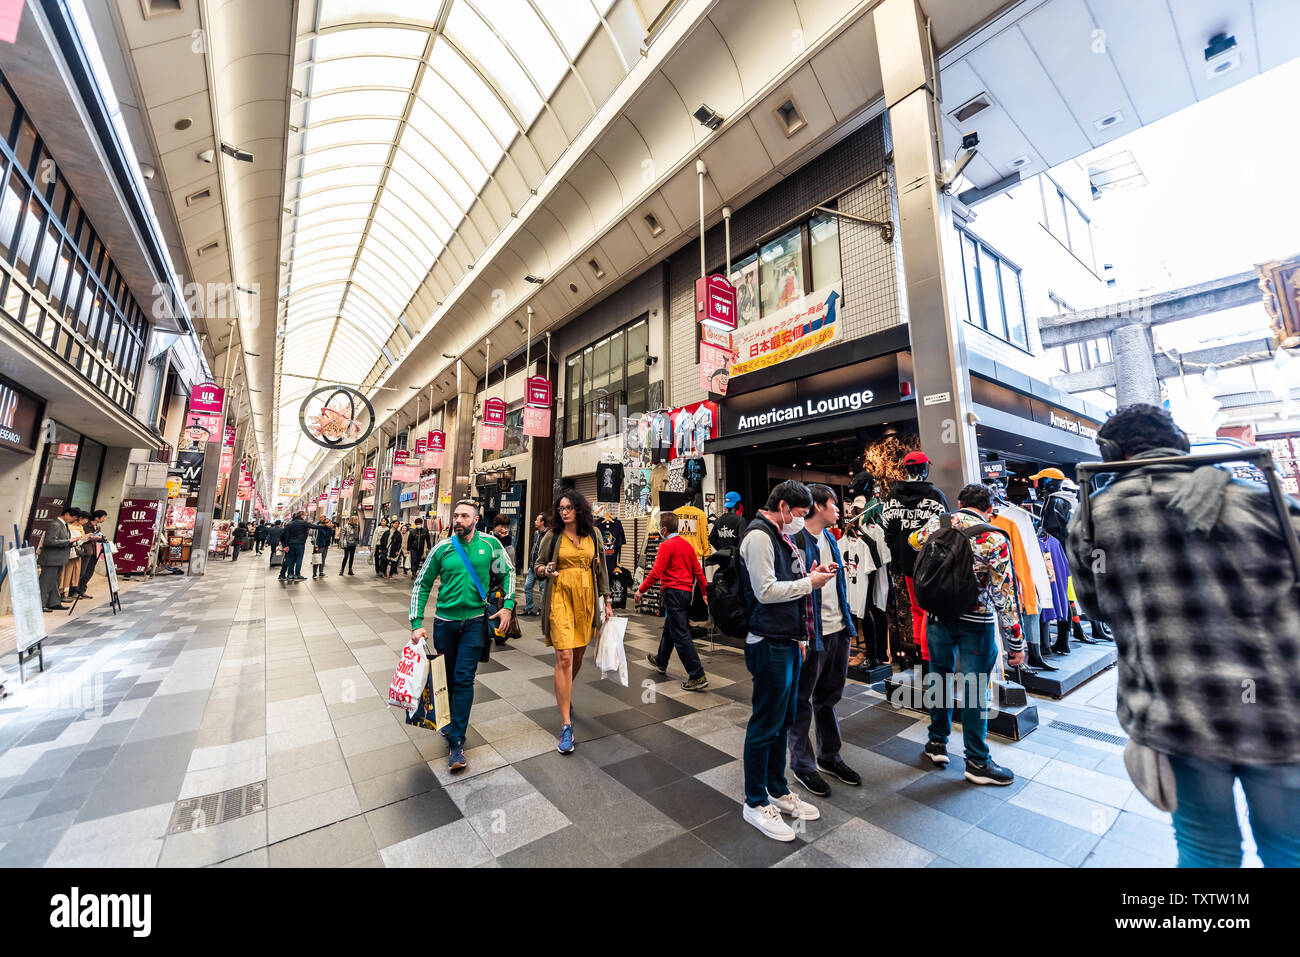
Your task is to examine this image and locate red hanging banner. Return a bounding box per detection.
[526,376,552,408]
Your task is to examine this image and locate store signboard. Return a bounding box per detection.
[522,405,550,437]
[329,485,340,501]
[5,546,45,652]
[278,476,302,496]
[415,437,427,455]
[700,342,735,396]
[361,467,376,491]
[483,397,507,427]
[418,473,437,507]
[224,423,236,447]
[718,354,902,439]
[480,425,504,450]
[981,461,1008,482]
[394,449,409,466]
[190,382,224,415]
[184,410,222,443]
[0,374,42,453]
[526,376,552,408]
[696,274,738,331]
[392,464,421,483]
[428,430,445,451]
[729,283,842,380]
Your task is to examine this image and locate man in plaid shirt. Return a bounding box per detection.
[910,484,1026,786]
[1067,403,1300,868]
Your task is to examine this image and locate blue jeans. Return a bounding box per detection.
[523,566,537,614]
[925,617,998,765]
[431,616,487,749]
[282,543,305,579]
[742,638,801,808]
[1167,755,1300,867]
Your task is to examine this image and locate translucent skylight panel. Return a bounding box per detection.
[306,88,408,125]
[387,156,461,235]
[430,40,518,147]
[416,73,503,170]
[475,0,568,98]
[295,183,378,216]
[396,129,475,210]
[314,26,427,60]
[371,207,439,261]
[293,162,384,196]
[534,0,600,58]
[378,194,451,258]
[383,165,456,236]
[301,142,392,174]
[310,55,419,95]
[349,260,407,308]
[407,100,489,193]
[445,3,542,126]
[304,117,399,153]
[317,0,440,30]
[356,249,417,300]
[293,206,373,236]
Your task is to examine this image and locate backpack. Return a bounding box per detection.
[708,562,750,638]
[911,514,1002,624]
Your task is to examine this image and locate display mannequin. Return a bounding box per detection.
[842,473,891,669]
[881,451,948,667]
[988,478,1055,671]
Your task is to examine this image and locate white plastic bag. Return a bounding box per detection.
[596,616,629,687]
[387,638,430,716]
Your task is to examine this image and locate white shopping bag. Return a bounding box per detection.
[387,638,430,716]
[596,616,629,687]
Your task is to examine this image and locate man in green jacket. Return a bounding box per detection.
[409,499,514,773]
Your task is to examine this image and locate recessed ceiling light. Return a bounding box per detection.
[1093,110,1123,132]
[1009,155,1030,170]
[174,117,193,131]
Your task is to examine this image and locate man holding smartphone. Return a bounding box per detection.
[788,485,861,798]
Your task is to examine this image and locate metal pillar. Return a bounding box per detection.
[1109,323,1162,406]
[874,0,979,500]
[449,359,476,505]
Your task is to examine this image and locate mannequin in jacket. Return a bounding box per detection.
[1032,469,1110,648]
[881,451,949,667]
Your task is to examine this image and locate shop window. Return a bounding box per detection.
[759,226,804,317]
[957,228,1030,353]
[728,252,759,328]
[13,118,36,175]
[809,213,841,288]
[564,315,650,444]
[978,246,1005,338]
[1001,265,1028,350]
[0,83,14,146]
[14,193,44,273]
[31,215,60,296]
[0,167,24,259]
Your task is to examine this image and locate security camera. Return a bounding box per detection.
[140,163,156,181]
[220,142,254,163]
[198,149,215,164]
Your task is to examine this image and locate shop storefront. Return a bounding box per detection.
[25,420,107,548]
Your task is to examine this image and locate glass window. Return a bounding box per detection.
[1042,180,1066,242]
[1001,265,1027,350]
[808,213,841,289]
[0,167,25,258]
[0,82,15,145]
[14,193,44,273]
[13,118,36,174]
[978,247,1004,338]
[50,240,73,314]
[759,227,804,316]
[960,233,980,326]
[1066,202,1094,269]
[565,316,650,443]
[31,215,60,295]
[728,253,759,328]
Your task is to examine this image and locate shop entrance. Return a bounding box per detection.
[722,428,896,514]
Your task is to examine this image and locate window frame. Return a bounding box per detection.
[563,312,651,446]
[956,227,1030,354]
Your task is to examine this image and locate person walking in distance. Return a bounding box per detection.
[37,506,74,611]
[386,521,405,579]
[1068,404,1300,867]
[231,521,250,561]
[60,510,85,601]
[910,483,1025,785]
[534,491,611,755]
[373,521,392,577]
[522,514,547,616]
[280,512,325,582]
[409,499,515,773]
[638,511,710,691]
[737,481,836,841]
[788,485,862,797]
[266,520,285,566]
[407,518,430,578]
[253,520,268,555]
[310,519,334,578]
[338,516,360,575]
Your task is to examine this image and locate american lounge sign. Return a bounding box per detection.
[733,387,877,432]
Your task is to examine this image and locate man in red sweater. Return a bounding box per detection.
[638,512,710,691]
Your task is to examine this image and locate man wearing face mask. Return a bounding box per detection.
[737,480,837,842]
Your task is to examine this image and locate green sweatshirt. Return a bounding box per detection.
[409,531,515,627]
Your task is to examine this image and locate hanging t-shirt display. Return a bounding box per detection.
[624,468,651,515]
[595,517,625,561]
[640,531,663,615]
[650,412,673,463]
[672,505,711,560]
[673,409,695,456]
[692,405,713,454]
[610,565,635,608]
[683,456,707,492]
[666,459,687,493]
[840,531,873,619]
[596,462,624,503]
[649,464,669,505]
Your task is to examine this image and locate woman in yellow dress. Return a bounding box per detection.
[535,490,611,755]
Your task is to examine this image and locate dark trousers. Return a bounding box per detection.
[387,556,401,576]
[255,540,264,553]
[925,618,998,764]
[374,547,386,574]
[742,638,801,807]
[431,616,486,748]
[232,544,243,561]
[789,628,851,773]
[340,546,356,574]
[77,553,97,595]
[652,588,704,680]
[409,548,425,577]
[282,543,305,579]
[39,564,64,608]
[313,546,329,575]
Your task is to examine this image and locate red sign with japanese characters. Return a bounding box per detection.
[696,275,738,331]
[483,397,507,427]
[526,376,552,408]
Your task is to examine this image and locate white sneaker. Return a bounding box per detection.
[743,803,796,841]
[768,790,821,821]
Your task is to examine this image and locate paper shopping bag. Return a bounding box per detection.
[387,639,429,715]
[406,653,451,732]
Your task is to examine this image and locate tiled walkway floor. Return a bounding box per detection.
[0,552,1199,867]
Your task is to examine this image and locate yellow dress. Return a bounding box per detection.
[548,533,597,650]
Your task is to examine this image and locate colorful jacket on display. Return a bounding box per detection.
[881,481,949,577]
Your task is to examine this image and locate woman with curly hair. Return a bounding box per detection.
[534,489,611,755]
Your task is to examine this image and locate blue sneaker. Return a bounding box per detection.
[557,724,575,755]
[448,746,467,772]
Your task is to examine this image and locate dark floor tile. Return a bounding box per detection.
[623,722,694,752]
[29,790,88,821]
[977,801,1100,867]
[692,810,800,867]
[603,753,687,794]
[597,708,658,734]
[364,788,463,848]
[18,718,76,746]
[636,695,695,719]
[640,775,736,829]
[838,707,918,748]
[354,763,442,814]
[623,831,734,868]
[475,659,508,674]
[67,745,118,772]
[496,825,612,868]
[472,685,500,704]
[659,738,733,776]
[124,681,161,700]
[1,778,56,800]
[896,773,1018,825]
[869,734,936,769]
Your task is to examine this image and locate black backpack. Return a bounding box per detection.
[708,562,750,639]
[911,514,1002,624]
